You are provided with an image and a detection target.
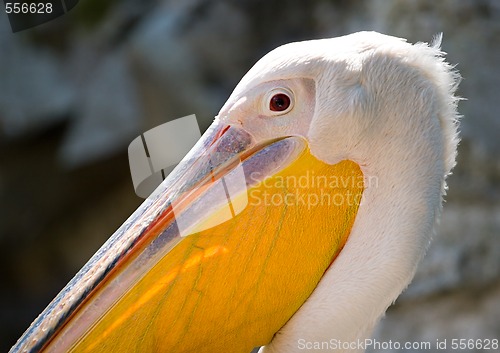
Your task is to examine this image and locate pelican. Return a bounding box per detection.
[11,31,460,353]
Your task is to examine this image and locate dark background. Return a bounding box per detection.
[1,0,499,351]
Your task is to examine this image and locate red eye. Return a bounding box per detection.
[269,93,291,112]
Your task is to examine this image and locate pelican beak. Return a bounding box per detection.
[12,119,364,353]
[11,121,294,352]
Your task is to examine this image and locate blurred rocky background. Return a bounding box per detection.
[1,0,499,352]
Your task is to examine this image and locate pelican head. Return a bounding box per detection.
[12,31,460,353]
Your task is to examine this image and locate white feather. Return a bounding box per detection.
[219,31,460,353]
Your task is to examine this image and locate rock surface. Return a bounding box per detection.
[1,0,498,352]
[0,15,73,139]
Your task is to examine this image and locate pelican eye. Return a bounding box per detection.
[270,93,290,111]
[264,88,294,115]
